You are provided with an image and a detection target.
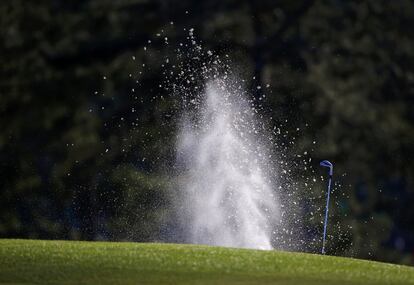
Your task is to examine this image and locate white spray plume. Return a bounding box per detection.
[176,81,280,250]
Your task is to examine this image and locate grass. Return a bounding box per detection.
[0,239,413,284]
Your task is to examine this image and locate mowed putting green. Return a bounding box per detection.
[0,239,413,284]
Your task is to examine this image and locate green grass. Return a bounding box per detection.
[0,239,413,285]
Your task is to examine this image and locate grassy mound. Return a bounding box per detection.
[0,239,413,284]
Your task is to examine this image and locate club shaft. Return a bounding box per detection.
[322,174,332,254]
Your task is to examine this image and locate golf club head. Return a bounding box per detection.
[320,160,333,176]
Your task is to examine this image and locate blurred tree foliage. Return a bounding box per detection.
[0,0,413,265]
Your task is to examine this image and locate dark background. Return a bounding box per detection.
[1,0,413,265]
